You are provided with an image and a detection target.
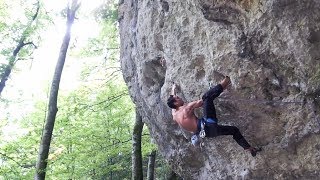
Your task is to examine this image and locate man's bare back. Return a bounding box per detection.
[172,105,199,132]
[167,87,203,132]
[167,77,229,133]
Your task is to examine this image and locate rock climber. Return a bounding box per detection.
[167,76,261,157]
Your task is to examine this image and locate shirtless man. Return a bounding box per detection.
[167,76,261,157]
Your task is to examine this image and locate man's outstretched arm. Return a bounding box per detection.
[186,99,203,110]
[171,83,177,96]
[170,83,178,115]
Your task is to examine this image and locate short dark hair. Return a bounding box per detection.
[167,95,177,109]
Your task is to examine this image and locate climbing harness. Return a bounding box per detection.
[191,119,206,147]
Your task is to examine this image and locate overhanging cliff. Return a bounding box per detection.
[118,0,320,179]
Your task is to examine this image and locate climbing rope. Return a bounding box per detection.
[207,82,310,106]
[218,97,305,105]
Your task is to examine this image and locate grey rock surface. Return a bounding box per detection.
[118,0,320,179]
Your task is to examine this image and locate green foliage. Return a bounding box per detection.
[0,61,167,179]
[0,1,8,31]
[75,20,119,59]
[0,56,157,179]
[0,0,174,179]
[0,73,131,179]
[93,0,118,22]
[0,0,38,46]
[0,111,43,179]
[155,155,174,180]
[0,134,39,179]
[0,0,51,84]
[75,0,119,60]
[47,82,135,179]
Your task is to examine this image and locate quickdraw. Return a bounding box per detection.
[199,121,206,138]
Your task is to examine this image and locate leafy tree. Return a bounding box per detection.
[0,0,49,95]
[0,102,44,179]
[0,0,175,179]
[0,64,137,179]
[48,82,135,179]
[35,0,80,179]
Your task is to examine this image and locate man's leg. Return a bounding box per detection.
[211,124,262,157]
[202,76,230,119]
[202,84,222,119]
[216,125,251,149]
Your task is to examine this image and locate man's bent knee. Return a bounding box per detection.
[202,84,223,100]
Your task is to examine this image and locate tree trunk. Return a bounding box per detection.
[34,1,80,179]
[132,108,144,180]
[147,150,156,180]
[0,1,39,95]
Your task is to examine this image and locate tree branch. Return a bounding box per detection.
[0,152,23,167]
[79,91,128,109]
[0,0,40,96]
[0,151,36,169]
[93,133,150,149]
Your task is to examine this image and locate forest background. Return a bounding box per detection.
[0,0,175,179]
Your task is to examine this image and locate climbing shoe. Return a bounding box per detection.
[221,76,231,90]
[247,147,262,157]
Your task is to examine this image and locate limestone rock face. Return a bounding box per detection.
[118,0,320,179]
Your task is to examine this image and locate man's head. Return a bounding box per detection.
[167,95,184,109]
